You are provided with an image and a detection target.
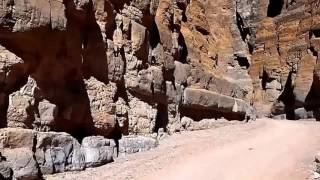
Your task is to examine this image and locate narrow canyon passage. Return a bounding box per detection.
[47,119,320,180]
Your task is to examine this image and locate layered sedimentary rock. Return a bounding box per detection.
[0,0,256,138]
[3,0,320,177]
[0,0,259,177]
[250,0,320,119]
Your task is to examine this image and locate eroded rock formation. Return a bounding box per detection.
[0,0,256,137]
[1,0,319,178]
[250,0,320,120]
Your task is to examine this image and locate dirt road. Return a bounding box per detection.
[46,119,320,180]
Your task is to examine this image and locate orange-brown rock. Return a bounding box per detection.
[250,0,320,119]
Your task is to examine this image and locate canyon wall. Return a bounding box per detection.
[0,0,257,138]
[251,0,320,120]
[0,0,319,178]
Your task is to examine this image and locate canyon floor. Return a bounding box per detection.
[46,119,320,180]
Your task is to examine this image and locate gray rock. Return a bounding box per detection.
[135,66,164,95]
[174,61,190,85]
[0,128,36,149]
[5,148,40,180]
[0,162,13,180]
[119,136,158,155]
[181,116,192,129]
[131,20,147,53]
[183,88,248,115]
[294,108,314,120]
[107,39,125,83]
[0,128,122,176]
[81,136,117,167]
[315,152,320,176]
[35,132,85,174]
[33,100,58,132]
[7,77,37,129]
[116,98,129,132]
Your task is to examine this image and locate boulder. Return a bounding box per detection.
[7,77,37,129]
[118,136,158,155]
[294,108,314,120]
[33,100,58,132]
[35,132,85,174]
[0,128,121,176]
[5,149,39,180]
[174,61,191,85]
[81,136,117,167]
[0,128,36,149]
[0,161,13,180]
[183,88,248,116]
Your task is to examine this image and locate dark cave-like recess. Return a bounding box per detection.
[267,0,284,17]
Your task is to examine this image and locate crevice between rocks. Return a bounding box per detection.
[278,72,295,120]
[236,12,251,42]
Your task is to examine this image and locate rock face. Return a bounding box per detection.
[0,0,257,138]
[250,0,320,119]
[1,0,320,176]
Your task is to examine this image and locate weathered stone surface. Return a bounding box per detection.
[180,116,240,131]
[35,132,85,174]
[128,66,164,96]
[174,61,191,85]
[0,128,117,177]
[250,0,320,119]
[314,152,320,179]
[183,88,248,115]
[128,97,158,134]
[116,98,129,134]
[12,0,320,175]
[294,108,314,120]
[0,128,36,149]
[0,161,13,180]
[7,77,37,129]
[0,128,40,179]
[85,77,117,137]
[0,0,261,140]
[33,100,58,132]
[5,149,40,180]
[81,136,116,167]
[3,0,320,176]
[118,136,158,155]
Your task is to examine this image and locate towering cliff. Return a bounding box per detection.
[250,0,320,120]
[0,0,319,179]
[0,0,257,137]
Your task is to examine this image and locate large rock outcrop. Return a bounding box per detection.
[5,0,320,176]
[0,0,257,139]
[0,0,261,176]
[250,0,320,119]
